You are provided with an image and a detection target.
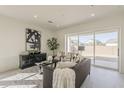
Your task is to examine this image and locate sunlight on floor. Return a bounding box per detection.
[0,73,36,81]
[25,74,43,80]
[0,67,43,88]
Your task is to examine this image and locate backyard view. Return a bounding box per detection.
[67,31,118,70]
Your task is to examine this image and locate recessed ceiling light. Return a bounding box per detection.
[91,13,95,17]
[34,15,38,18]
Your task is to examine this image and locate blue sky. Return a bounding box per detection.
[79,32,118,43]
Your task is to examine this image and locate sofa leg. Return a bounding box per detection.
[89,72,90,75]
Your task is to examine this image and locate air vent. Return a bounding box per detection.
[48,20,53,23]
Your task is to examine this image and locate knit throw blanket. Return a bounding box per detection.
[52,67,75,88]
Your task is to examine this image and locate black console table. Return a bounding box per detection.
[19,52,47,69]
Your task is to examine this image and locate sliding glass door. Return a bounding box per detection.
[66,29,119,70]
[94,31,118,70]
[78,33,94,63]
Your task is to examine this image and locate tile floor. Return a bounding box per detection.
[81,66,124,88]
[0,66,124,88]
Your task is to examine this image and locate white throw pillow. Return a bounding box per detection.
[56,62,77,68]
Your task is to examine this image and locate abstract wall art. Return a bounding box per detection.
[26,28,41,52]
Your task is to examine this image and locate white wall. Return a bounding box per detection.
[0,15,54,73]
[55,14,124,73]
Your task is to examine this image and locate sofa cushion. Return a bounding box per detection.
[56,62,77,68]
[43,58,91,88]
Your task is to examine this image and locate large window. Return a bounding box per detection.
[94,31,118,69]
[66,29,119,70]
[67,33,94,60]
[67,35,78,53]
[78,33,94,59]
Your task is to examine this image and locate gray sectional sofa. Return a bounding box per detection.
[43,58,91,88]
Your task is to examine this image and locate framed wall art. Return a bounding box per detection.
[26,28,41,52]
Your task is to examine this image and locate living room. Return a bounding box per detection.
[0,3,124,90]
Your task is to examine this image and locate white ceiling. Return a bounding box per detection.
[0,5,123,31]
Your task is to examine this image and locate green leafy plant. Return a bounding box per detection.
[47,37,60,56]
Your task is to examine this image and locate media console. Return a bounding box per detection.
[19,52,47,69]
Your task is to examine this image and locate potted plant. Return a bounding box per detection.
[47,37,60,58]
